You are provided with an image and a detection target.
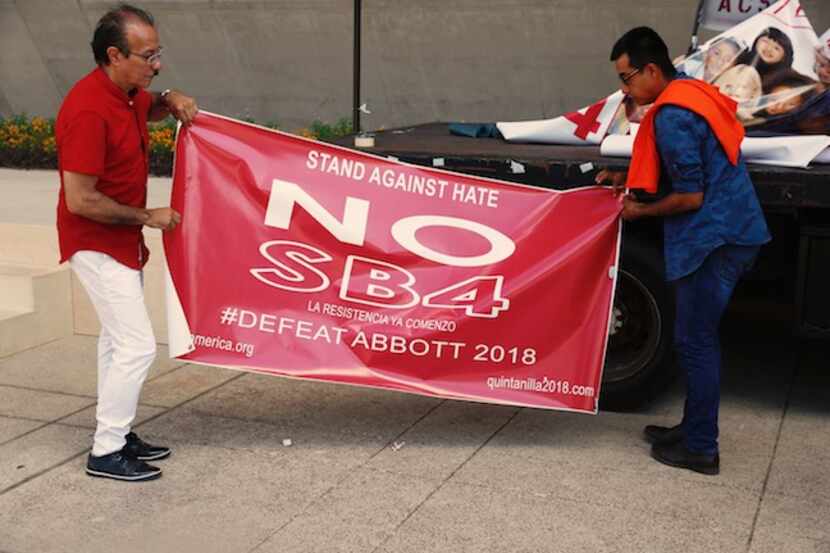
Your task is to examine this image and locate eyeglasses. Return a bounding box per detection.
[619,67,641,85]
[128,47,163,65]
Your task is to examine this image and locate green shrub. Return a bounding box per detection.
[303,117,353,140]
[148,119,177,176]
[0,115,57,170]
[0,114,352,177]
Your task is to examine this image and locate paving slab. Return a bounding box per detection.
[0,441,343,553]
[0,415,44,444]
[749,492,830,553]
[453,444,759,529]
[714,402,787,491]
[749,535,830,553]
[464,401,780,493]
[0,385,92,421]
[0,335,184,397]
[185,372,441,443]
[765,411,830,506]
[376,480,752,553]
[0,412,427,553]
[137,407,388,466]
[765,341,830,506]
[138,362,242,408]
[254,467,441,553]
[366,400,519,481]
[0,423,90,492]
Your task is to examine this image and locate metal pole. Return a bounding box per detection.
[353,0,361,133]
[687,0,706,55]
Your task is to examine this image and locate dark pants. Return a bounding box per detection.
[674,244,760,455]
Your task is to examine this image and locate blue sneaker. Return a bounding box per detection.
[86,450,161,481]
[124,432,171,461]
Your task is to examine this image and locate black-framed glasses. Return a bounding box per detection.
[619,67,641,85]
[128,46,163,65]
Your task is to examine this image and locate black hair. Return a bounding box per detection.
[610,27,677,78]
[735,27,795,78]
[762,67,817,96]
[756,68,818,118]
[91,3,155,65]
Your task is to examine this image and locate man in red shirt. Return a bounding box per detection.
[56,3,198,481]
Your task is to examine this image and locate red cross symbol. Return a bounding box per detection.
[564,99,607,141]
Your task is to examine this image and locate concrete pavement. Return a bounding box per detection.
[0,169,828,553]
[0,327,827,553]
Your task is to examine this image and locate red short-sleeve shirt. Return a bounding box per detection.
[56,67,152,269]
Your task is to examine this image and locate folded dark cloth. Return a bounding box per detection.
[448,122,503,139]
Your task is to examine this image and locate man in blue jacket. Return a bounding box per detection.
[598,27,771,475]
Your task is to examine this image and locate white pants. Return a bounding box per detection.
[70,251,156,457]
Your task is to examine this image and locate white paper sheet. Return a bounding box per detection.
[498,91,624,145]
[600,134,830,168]
[164,262,195,358]
[808,146,830,164]
[742,136,830,167]
[600,134,635,158]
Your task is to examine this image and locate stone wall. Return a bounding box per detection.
[2,0,829,129]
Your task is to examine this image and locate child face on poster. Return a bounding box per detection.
[738,28,795,76]
[756,35,788,65]
[765,85,806,115]
[816,50,830,85]
[703,39,741,82]
[817,29,830,85]
[714,65,762,104]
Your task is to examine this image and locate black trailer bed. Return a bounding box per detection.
[332,123,830,209]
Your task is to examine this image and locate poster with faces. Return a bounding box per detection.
[602,2,830,163]
[498,0,828,145]
[673,0,828,132]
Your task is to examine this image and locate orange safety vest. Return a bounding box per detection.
[626,79,744,193]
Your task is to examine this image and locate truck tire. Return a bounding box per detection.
[600,236,676,410]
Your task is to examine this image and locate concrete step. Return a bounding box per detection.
[0,308,31,321]
[0,264,50,312]
[0,264,73,357]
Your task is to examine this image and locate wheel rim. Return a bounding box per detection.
[603,269,663,384]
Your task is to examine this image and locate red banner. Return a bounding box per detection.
[164,113,622,413]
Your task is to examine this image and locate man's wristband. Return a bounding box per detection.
[160,89,172,106]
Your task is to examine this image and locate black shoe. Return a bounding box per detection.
[124,432,171,461]
[643,423,684,445]
[651,442,720,475]
[86,450,162,481]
